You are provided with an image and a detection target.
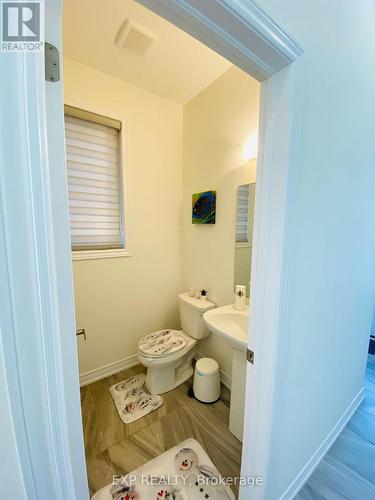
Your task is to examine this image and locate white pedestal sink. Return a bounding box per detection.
[203,304,248,441]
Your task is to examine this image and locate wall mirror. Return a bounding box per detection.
[234,183,256,295]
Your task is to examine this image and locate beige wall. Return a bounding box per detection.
[182,67,259,375]
[64,60,259,378]
[63,59,183,375]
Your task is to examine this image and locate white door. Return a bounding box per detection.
[0,0,88,497]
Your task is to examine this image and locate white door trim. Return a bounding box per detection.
[138,5,304,500]
[0,0,303,499]
[138,0,302,80]
[0,51,86,498]
[242,60,304,499]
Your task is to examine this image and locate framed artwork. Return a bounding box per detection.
[192,190,216,224]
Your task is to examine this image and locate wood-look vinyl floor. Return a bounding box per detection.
[80,365,242,498]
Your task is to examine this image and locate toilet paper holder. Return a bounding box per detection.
[76,328,86,341]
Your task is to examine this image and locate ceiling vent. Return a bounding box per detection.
[115,20,158,56]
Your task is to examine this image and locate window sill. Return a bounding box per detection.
[72,248,131,261]
[236,242,251,249]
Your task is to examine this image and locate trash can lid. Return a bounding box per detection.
[196,357,219,375]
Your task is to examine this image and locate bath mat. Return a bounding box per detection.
[91,437,235,500]
[109,373,163,424]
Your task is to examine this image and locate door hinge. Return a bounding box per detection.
[247,348,254,364]
[45,42,60,82]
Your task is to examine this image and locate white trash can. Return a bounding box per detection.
[193,358,220,403]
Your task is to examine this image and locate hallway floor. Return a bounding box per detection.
[296,355,375,499]
[80,365,242,497]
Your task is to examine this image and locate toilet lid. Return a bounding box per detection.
[139,329,188,357]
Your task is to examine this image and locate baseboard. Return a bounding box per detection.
[79,354,139,387]
[219,370,232,390]
[280,387,365,500]
[195,351,232,390]
[80,352,232,389]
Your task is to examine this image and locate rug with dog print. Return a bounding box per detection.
[109,373,163,424]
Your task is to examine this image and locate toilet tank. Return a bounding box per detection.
[178,292,215,339]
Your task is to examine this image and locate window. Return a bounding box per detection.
[64,106,125,256]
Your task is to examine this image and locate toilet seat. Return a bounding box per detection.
[138,329,188,358]
[138,334,196,367]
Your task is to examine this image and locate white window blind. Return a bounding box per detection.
[64,110,124,251]
[236,184,250,243]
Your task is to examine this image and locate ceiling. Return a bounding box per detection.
[63,0,232,104]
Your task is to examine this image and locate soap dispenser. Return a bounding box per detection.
[234,285,246,311]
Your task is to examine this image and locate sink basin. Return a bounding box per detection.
[203,303,249,440]
[203,304,248,351]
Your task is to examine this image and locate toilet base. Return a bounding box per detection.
[145,349,196,394]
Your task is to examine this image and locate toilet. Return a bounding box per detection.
[137,292,215,394]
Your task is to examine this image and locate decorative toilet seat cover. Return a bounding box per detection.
[139,329,188,357]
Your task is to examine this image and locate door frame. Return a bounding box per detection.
[0,0,303,499]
